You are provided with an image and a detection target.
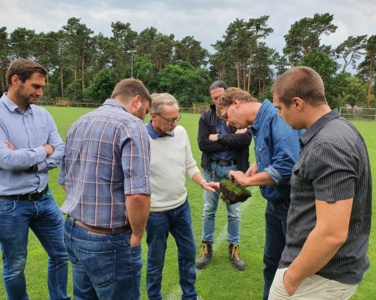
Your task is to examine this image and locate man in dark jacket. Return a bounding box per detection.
[195,80,252,271]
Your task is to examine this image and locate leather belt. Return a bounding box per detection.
[68,216,131,235]
[0,185,49,201]
[213,160,238,167]
[272,198,291,205]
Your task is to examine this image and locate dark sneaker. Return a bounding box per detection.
[195,241,213,269]
[229,243,245,271]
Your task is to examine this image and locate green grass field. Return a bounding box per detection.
[0,106,375,299]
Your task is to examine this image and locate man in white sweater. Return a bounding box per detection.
[145,93,217,300]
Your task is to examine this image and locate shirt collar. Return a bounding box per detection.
[102,99,129,113]
[1,93,32,114]
[146,120,174,139]
[252,98,273,130]
[300,109,340,147]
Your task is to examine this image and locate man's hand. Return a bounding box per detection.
[43,144,55,156]
[245,161,258,177]
[235,128,247,134]
[283,268,300,296]
[201,181,219,192]
[209,134,219,141]
[130,232,144,248]
[5,140,15,151]
[229,170,248,186]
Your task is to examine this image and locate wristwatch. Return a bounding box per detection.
[217,134,222,141]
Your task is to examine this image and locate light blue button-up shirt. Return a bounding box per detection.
[0,93,65,195]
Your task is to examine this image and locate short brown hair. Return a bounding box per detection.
[217,87,258,117]
[6,58,47,86]
[271,66,327,107]
[111,78,152,105]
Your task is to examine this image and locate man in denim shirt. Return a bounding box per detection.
[217,87,301,300]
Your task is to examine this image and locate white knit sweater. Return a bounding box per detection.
[149,125,200,212]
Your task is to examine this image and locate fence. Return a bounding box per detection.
[40,99,208,113]
[339,107,376,120]
[70,102,101,108]
[192,102,210,114]
[55,97,70,107]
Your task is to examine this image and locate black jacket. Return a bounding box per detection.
[198,104,252,172]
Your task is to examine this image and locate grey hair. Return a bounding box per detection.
[209,80,228,91]
[149,93,179,114]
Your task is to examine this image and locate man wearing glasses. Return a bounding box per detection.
[145,93,217,300]
[216,87,302,300]
[196,80,252,271]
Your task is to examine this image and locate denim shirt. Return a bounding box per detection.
[251,99,301,202]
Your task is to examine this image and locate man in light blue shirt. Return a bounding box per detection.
[0,59,69,299]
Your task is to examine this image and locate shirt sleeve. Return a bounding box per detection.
[37,111,65,171]
[122,120,152,195]
[307,142,357,202]
[264,116,300,185]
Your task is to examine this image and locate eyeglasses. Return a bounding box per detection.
[156,113,181,124]
[221,105,232,121]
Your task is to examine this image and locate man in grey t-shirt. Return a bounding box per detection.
[269,66,372,300]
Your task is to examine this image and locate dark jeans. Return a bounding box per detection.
[64,217,142,300]
[146,200,197,300]
[0,193,69,300]
[263,200,289,300]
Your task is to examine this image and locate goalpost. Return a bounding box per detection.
[339,107,376,120]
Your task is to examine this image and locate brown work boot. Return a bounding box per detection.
[195,241,213,269]
[229,243,245,271]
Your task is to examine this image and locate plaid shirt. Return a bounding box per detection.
[59,100,151,228]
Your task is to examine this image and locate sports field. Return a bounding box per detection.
[0,106,375,299]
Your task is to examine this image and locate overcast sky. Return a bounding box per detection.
[2,0,376,55]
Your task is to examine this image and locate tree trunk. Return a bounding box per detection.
[367,55,373,108]
[60,65,64,97]
[236,62,240,88]
[220,67,225,80]
[258,67,261,95]
[0,71,4,92]
[82,51,85,91]
[242,61,246,90]
[247,48,253,93]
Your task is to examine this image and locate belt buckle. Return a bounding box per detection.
[219,160,228,167]
[27,192,42,201]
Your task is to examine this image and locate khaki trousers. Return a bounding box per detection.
[269,268,358,300]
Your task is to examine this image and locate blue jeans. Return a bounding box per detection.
[202,163,240,244]
[263,200,289,300]
[0,192,70,300]
[64,217,142,300]
[146,200,197,300]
